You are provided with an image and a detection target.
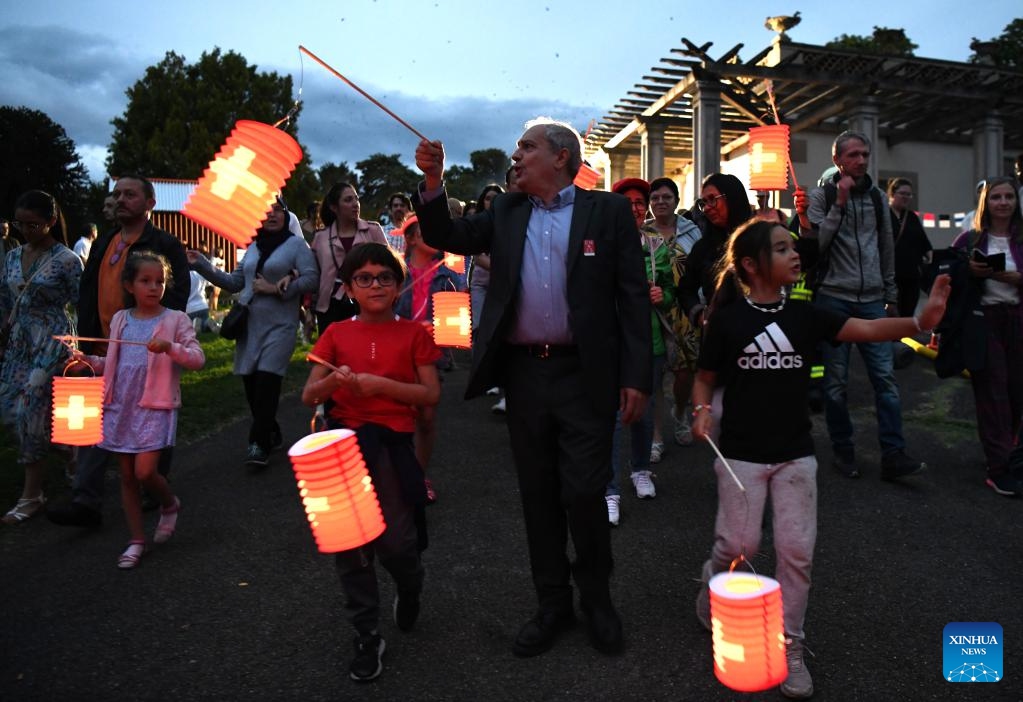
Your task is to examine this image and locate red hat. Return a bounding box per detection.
[398,215,419,237]
[611,178,650,199]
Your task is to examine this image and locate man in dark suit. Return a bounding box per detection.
[414,118,651,656]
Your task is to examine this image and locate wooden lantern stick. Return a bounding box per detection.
[299,45,430,143]
[54,334,150,348]
[307,352,347,376]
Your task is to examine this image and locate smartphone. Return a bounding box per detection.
[972,249,1006,272]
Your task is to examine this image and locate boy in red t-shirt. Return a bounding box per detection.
[302,243,441,683]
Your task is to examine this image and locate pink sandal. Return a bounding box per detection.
[153,497,181,544]
[118,540,146,570]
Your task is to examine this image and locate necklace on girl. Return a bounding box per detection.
[744,288,787,314]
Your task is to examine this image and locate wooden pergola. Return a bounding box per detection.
[585,36,1023,203]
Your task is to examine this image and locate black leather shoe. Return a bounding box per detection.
[581,603,623,655]
[512,609,575,658]
[46,501,102,528]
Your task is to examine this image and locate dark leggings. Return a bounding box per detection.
[242,371,283,450]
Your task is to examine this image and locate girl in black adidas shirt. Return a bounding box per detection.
[691,219,950,700]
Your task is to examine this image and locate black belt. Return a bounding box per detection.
[508,344,579,359]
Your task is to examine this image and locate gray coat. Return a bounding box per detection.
[194,235,317,376]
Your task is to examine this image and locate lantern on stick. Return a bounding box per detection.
[182,120,303,248]
[748,124,790,191]
[431,291,472,348]
[442,252,466,275]
[51,362,104,446]
[574,162,602,190]
[709,571,787,692]
[288,429,386,553]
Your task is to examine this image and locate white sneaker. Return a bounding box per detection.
[491,397,506,414]
[605,495,621,526]
[631,470,656,499]
[649,441,664,464]
[485,386,501,396]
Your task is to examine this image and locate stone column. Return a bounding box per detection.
[973,112,1004,185]
[639,121,666,181]
[608,150,628,185]
[847,97,880,183]
[692,80,722,202]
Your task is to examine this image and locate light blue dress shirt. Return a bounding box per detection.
[507,184,575,345]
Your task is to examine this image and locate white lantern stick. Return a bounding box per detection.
[704,435,746,493]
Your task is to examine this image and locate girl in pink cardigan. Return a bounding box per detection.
[76,251,205,569]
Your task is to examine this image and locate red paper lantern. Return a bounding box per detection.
[709,572,787,692]
[573,162,602,190]
[431,291,472,349]
[442,252,466,275]
[51,367,104,446]
[748,124,790,191]
[288,429,386,553]
[182,120,303,248]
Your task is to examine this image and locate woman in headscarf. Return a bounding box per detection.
[188,196,317,467]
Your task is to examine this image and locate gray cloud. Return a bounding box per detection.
[1,24,602,183]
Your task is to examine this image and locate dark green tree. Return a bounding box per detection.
[106,48,318,208]
[317,161,360,191]
[969,18,1023,69]
[437,148,510,202]
[826,27,918,56]
[0,106,92,240]
[354,154,419,216]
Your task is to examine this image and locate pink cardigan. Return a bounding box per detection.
[310,219,388,313]
[88,309,205,409]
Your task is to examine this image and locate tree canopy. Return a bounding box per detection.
[353,154,420,217]
[0,106,92,240]
[826,27,918,56]
[444,148,510,202]
[969,18,1023,69]
[106,48,318,207]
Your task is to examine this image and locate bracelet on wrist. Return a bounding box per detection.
[692,404,711,417]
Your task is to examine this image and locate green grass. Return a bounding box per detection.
[0,332,314,501]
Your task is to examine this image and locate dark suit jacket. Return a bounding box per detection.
[414,186,652,415]
[77,220,191,353]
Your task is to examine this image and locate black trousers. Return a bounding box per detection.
[242,371,282,450]
[503,352,616,614]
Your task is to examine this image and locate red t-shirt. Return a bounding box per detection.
[312,317,441,433]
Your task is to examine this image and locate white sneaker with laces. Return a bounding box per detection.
[485,386,501,396]
[605,495,621,526]
[491,397,506,414]
[631,470,656,499]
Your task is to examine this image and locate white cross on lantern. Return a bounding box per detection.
[54,394,101,430]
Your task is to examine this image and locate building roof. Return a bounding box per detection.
[585,37,1023,159]
[149,178,197,212]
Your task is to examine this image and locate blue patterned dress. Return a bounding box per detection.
[0,244,81,463]
[98,310,177,453]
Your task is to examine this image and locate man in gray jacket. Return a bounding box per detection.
[808,131,924,481]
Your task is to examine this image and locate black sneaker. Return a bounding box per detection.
[393,591,421,632]
[349,633,385,682]
[881,450,925,480]
[985,474,1022,497]
[245,443,269,467]
[833,451,859,478]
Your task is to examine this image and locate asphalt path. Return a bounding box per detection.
[2,347,1021,701]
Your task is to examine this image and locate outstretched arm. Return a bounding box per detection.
[837,274,951,342]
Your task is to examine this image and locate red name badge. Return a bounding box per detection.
[583,239,596,256]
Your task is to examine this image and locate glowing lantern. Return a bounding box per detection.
[748,124,790,191]
[51,365,104,446]
[709,572,787,692]
[182,120,303,248]
[574,162,602,190]
[288,429,386,553]
[431,291,472,348]
[443,252,467,275]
